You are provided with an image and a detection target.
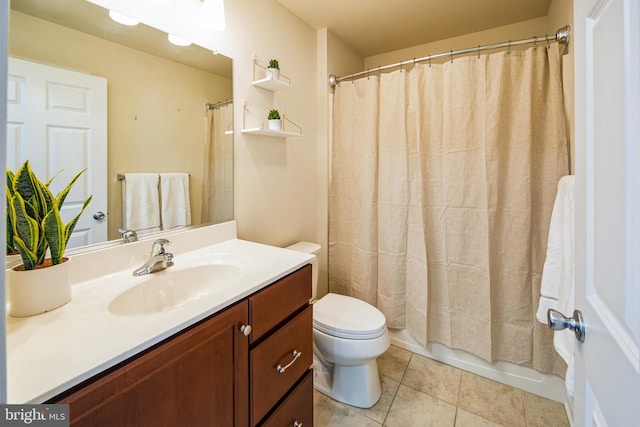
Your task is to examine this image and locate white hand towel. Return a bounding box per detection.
[536,174,575,395]
[159,173,191,230]
[122,173,161,233]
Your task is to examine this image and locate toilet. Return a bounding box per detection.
[286,242,390,409]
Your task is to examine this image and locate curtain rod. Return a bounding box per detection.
[329,25,571,86]
[205,99,233,110]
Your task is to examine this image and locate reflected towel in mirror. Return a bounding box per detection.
[121,173,161,234]
[160,173,191,230]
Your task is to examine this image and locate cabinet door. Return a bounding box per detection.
[54,302,249,427]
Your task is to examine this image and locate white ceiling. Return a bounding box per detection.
[277,0,553,57]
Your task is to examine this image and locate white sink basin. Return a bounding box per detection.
[108,253,254,316]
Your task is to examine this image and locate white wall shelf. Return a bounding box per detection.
[241,127,302,138]
[252,54,291,91]
[252,76,291,91]
[241,101,302,138]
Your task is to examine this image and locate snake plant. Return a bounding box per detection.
[7,161,92,270]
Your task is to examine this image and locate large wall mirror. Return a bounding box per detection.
[7,0,233,252]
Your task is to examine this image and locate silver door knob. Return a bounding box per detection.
[93,211,106,220]
[547,309,585,342]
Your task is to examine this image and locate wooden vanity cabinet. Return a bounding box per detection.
[49,264,313,427]
[51,301,249,427]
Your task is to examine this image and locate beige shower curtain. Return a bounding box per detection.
[201,103,234,224]
[330,44,568,375]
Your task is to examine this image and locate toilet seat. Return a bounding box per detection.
[313,293,387,340]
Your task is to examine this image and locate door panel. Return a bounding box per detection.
[574,0,640,425]
[6,57,107,247]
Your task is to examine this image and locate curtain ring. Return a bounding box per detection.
[400,60,403,73]
[545,34,550,48]
[508,40,511,55]
[429,55,432,68]
[366,69,370,80]
[450,50,454,63]
[378,66,381,76]
[477,45,480,59]
[533,36,538,49]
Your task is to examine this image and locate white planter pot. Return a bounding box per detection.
[267,67,280,80]
[8,258,72,317]
[268,119,282,131]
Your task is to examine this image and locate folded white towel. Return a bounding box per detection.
[159,173,191,230]
[536,175,575,396]
[122,173,161,234]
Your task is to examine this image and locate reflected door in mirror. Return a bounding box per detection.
[7,57,108,247]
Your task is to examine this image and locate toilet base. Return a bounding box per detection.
[313,356,382,409]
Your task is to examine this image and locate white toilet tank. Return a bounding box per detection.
[286,241,321,300]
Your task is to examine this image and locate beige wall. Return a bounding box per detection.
[9,11,232,240]
[223,0,319,250]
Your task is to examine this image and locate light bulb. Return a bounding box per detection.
[201,0,225,31]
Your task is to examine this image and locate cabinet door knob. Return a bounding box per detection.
[276,350,302,373]
[293,421,303,427]
[240,324,252,336]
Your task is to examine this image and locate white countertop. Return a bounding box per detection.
[6,222,313,403]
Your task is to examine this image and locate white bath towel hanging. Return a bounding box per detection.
[159,173,191,230]
[536,174,575,395]
[122,173,161,233]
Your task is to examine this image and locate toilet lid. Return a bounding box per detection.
[313,293,387,340]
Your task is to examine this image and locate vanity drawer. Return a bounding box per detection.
[250,305,313,425]
[260,370,313,427]
[249,264,311,342]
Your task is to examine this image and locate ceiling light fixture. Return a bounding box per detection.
[108,10,139,26]
[167,34,192,47]
[201,0,225,31]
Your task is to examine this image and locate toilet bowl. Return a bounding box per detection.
[286,242,390,408]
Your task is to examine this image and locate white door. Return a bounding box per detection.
[7,57,107,248]
[574,0,640,426]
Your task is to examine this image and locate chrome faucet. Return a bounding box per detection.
[132,239,174,276]
[119,228,138,244]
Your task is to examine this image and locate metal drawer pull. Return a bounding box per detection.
[293,421,302,427]
[276,350,302,373]
[240,324,252,336]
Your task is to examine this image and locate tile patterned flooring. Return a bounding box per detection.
[313,345,570,427]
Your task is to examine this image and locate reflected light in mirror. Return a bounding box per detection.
[201,0,225,31]
[108,10,139,26]
[167,33,192,46]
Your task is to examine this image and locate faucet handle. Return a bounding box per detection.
[119,229,138,243]
[151,238,171,255]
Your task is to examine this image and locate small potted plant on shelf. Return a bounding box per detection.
[6,160,92,317]
[267,59,280,80]
[267,109,282,131]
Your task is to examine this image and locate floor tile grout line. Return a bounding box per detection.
[381,352,413,426]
